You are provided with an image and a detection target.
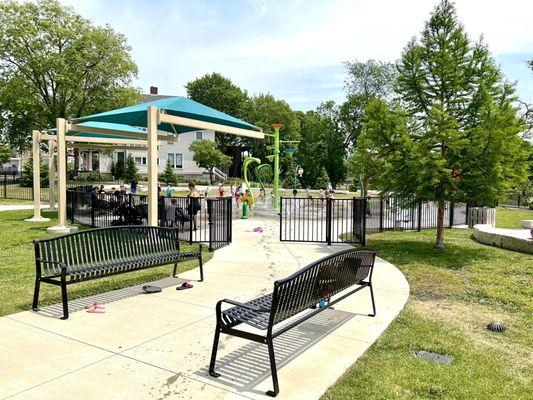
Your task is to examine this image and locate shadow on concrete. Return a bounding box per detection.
[33,276,186,319]
[195,308,355,396]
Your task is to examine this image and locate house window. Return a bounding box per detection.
[168,153,183,169]
[134,157,147,165]
[195,131,203,140]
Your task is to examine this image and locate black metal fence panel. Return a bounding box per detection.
[0,171,50,202]
[280,197,366,245]
[365,197,467,232]
[67,190,232,251]
[280,196,469,245]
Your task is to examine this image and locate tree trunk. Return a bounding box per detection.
[209,169,213,185]
[435,199,445,250]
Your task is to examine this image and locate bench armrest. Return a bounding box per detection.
[218,299,271,313]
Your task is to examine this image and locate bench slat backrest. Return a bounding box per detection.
[270,249,376,326]
[37,226,180,276]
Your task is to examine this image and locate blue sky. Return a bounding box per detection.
[60,0,533,111]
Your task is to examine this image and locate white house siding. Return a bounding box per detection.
[98,129,215,177]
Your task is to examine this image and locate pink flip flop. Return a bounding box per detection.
[86,303,106,313]
[85,301,105,310]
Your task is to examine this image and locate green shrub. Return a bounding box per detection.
[20,155,49,188]
[123,155,140,182]
[80,171,104,182]
[159,161,179,185]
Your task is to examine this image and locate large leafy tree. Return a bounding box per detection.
[0,139,11,165]
[189,139,231,184]
[316,102,347,187]
[341,60,397,149]
[356,0,527,250]
[296,111,328,188]
[339,60,397,191]
[0,0,141,151]
[244,94,301,183]
[185,73,249,151]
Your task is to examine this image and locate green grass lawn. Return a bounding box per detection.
[324,207,533,400]
[0,209,212,317]
[496,206,533,228]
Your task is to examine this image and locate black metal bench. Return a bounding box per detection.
[208,248,377,397]
[32,226,203,319]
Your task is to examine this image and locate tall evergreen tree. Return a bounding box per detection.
[122,155,139,182]
[357,0,527,250]
[160,161,178,186]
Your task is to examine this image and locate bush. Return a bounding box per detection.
[225,177,242,186]
[123,155,140,182]
[20,155,49,188]
[159,161,179,185]
[80,171,104,182]
[315,167,330,190]
[111,159,125,180]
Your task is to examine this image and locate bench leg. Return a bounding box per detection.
[60,278,69,320]
[32,277,40,311]
[368,283,376,317]
[198,249,204,282]
[208,325,221,378]
[172,262,178,278]
[266,337,280,397]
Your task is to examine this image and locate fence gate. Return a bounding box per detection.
[279,197,366,246]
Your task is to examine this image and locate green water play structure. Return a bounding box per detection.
[266,124,300,211]
[240,124,299,214]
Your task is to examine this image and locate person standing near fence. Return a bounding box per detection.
[130,178,137,194]
[165,184,173,198]
[165,198,177,227]
[187,182,201,230]
[234,184,241,209]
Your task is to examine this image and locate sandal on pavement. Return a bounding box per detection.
[176,282,193,290]
[86,304,106,313]
[142,285,162,294]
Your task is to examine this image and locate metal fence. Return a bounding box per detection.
[365,197,468,232]
[67,190,232,251]
[280,196,469,246]
[0,171,50,202]
[280,197,366,246]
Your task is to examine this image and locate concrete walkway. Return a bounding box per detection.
[0,218,409,400]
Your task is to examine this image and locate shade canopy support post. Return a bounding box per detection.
[25,130,50,222]
[147,106,158,226]
[47,118,77,234]
[272,124,282,212]
[48,139,56,211]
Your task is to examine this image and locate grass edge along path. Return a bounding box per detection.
[0,209,213,317]
[323,208,533,400]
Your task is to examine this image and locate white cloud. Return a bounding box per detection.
[58,0,533,109]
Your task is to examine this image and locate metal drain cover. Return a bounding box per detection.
[486,321,506,332]
[413,350,453,365]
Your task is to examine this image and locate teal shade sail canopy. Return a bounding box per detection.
[74,97,261,135]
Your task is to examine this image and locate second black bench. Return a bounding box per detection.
[208,248,377,397]
[33,226,203,319]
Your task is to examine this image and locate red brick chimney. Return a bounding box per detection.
[149,86,158,95]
